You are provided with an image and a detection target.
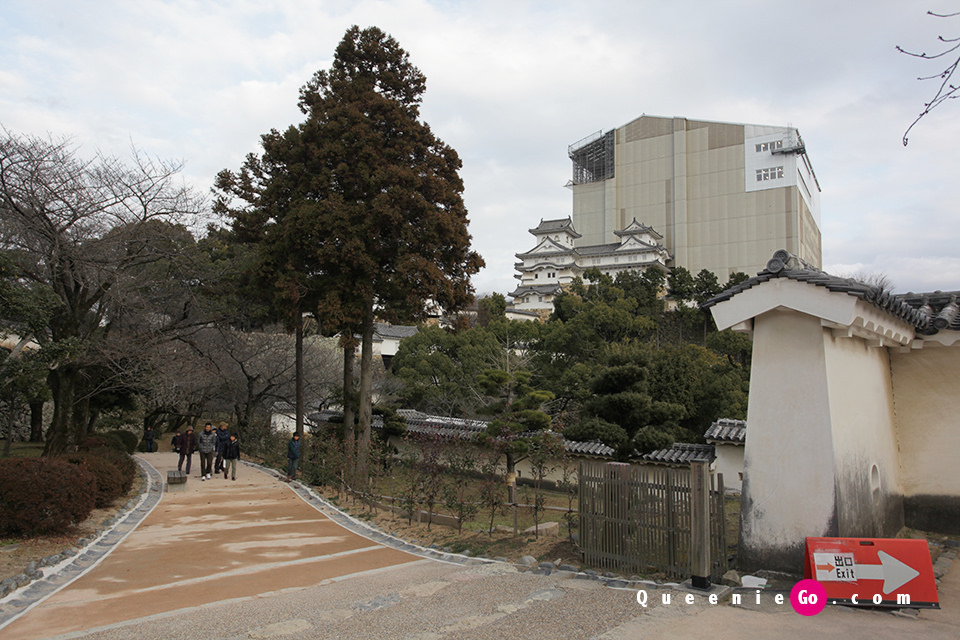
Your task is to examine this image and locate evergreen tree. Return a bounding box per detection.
[215,26,482,482]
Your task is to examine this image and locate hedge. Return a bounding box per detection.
[0,458,97,537]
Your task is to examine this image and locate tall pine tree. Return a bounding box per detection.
[215,26,483,482]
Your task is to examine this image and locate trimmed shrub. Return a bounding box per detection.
[0,458,97,537]
[107,429,139,454]
[91,447,137,494]
[63,453,126,508]
[79,433,126,453]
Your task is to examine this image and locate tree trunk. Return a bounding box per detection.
[342,342,356,479]
[72,395,91,445]
[357,297,375,485]
[2,399,14,458]
[295,306,304,438]
[44,367,76,456]
[29,400,44,442]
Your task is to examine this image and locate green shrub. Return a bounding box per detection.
[63,452,127,508]
[0,458,97,536]
[79,433,127,453]
[107,429,139,454]
[90,448,137,494]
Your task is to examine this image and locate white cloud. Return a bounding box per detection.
[2,0,958,297]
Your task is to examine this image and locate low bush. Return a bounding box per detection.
[79,433,127,453]
[92,447,137,493]
[107,429,139,454]
[0,458,97,537]
[63,453,126,508]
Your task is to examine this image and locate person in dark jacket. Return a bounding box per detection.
[214,422,231,474]
[143,426,156,453]
[286,433,301,481]
[177,427,196,474]
[222,433,240,481]
[197,422,218,480]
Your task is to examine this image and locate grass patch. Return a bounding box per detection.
[0,441,45,459]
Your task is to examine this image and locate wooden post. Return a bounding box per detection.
[690,460,711,589]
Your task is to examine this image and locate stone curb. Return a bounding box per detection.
[0,456,164,631]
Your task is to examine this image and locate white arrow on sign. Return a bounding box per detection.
[814,550,921,594]
[855,551,920,594]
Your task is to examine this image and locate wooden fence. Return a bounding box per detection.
[578,460,727,581]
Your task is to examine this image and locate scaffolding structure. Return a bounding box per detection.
[568,129,615,184]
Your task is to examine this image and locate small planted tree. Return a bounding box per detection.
[477,443,507,535]
[413,433,447,530]
[526,430,563,539]
[443,443,480,533]
[555,436,579,543]
[397,449,424,525]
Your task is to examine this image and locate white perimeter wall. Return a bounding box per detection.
[714,445,744,492]
[740,309,836,569]
[822,332,902,537]
[893,347,960,497]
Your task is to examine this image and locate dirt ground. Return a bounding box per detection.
[315,485,585,568]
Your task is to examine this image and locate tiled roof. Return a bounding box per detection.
[641,443,716,466]
[530,217,581,238]
[702,249,960,336]
[704,418,746,444]
[375,323,420,340]
[509,284,564,297]
[563,439,617,457]
[614,219,663,240]
[310,410,615,458]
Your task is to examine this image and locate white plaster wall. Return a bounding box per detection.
[714,444,744,492]
[271,411,296,433]
[893,346,960,497]
[822,331,902,536]
[740,310,837,562]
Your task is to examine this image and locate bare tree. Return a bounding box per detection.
[175,325,341,435]
[898,10,960,145]
[0,130,203,454]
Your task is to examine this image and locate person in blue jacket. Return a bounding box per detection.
[286,432,301,481]
[214,422,231,474]
[222,433,240,481]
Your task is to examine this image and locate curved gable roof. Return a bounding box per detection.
[703,250,958,338]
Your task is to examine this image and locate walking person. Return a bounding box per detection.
[177,427,196,474]
[286,432,301,481]
[143,425,156,453]
[214,422,231,474]
[197,422,217,480]
[223,433,240,481]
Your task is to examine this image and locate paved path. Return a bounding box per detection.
[2,453,959,639]
[1,453,420,639]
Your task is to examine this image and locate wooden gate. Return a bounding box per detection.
[578,460,727,580]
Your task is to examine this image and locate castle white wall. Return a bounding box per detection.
[739,309,837,571]
[822,331,903,538]
[892,346,960,497]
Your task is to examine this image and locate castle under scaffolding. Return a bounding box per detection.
[568,129,615,184]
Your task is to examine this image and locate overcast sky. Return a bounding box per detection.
[2,0,959,295]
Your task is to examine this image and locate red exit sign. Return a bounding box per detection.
[804,537,939,608]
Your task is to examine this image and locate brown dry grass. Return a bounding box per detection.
[315,484,584,568]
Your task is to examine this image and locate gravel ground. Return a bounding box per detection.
[36,561,648,640]
[4,456,959,640]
